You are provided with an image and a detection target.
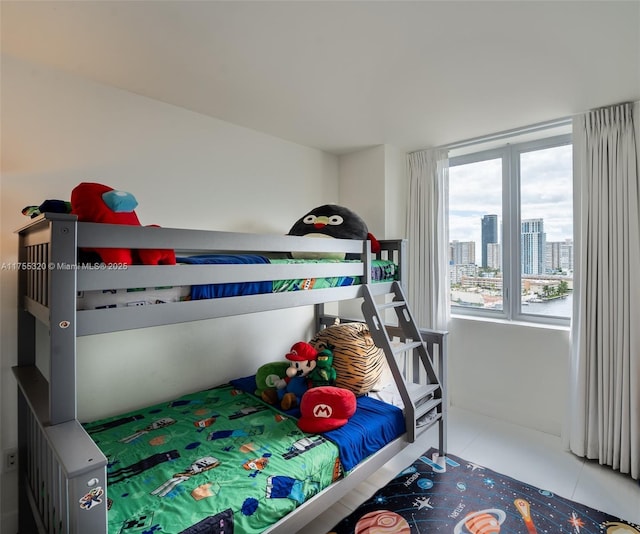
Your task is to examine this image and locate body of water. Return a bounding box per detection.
[452,292,573,318]
[523,292,573,318]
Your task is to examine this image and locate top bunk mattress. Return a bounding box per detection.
[77,255,399,310]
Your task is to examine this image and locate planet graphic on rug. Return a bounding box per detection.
[354,510,411,534]
[604,522,640,533]
[453,508,507,534]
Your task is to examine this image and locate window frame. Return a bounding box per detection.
[449,133,573,327]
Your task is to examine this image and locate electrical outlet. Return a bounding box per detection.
[4,449,18,472]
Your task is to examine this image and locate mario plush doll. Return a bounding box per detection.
[266,342,318,411]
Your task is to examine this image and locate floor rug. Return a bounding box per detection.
[329,448,638,534]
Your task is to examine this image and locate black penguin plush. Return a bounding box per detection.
[287,204,379,259]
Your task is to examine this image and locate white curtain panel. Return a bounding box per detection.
[567,102,640,480]
[406,149,450,331]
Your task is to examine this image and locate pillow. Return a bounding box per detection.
[309,322,385,396]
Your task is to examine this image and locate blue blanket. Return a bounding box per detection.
[177,254,399,302]
[177,254,271,298]
[230,375,405,473]
[324,395,405,472]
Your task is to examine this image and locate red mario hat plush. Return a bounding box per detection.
[285,341,317,362]
[297,386,356,433]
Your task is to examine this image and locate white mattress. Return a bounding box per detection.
[77,286,190,310]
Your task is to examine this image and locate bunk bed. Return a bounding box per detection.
[13,213,448,534]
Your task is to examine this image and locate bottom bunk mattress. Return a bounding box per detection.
[84,384,341,534]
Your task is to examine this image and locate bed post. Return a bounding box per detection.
[314,302,325,332]
[15,215,108,534]
[363,239,372,285]
[48,215,78,424]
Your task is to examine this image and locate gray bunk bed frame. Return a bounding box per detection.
[13,213,447,534]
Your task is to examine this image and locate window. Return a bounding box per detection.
[448,132,573,325]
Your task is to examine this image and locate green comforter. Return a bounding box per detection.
[84,384,339,534]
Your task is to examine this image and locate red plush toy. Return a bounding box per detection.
[297,386,356,433]
[71,182,176,266]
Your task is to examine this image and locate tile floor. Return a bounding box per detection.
[299,407,640,533]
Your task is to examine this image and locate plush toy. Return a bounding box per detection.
[262,342,318,411]
[71,182,176,265]
[287,204,380,259]
[309,348,337,388]
[297,386,356,433]
[255,362,290,402]
[22,200,72,219]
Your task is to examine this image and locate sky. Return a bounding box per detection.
[448,143,573,250]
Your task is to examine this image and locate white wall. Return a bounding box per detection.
[384,145,407,239]
[448,317,570,435]
[0,55,339,532]
[339,146,387,238]
[337,143,407,240]
[336,145,407,320]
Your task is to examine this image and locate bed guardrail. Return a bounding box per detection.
[16,215,405,335]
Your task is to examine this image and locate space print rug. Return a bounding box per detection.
[328,448,638,534]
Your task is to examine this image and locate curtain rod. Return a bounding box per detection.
[413,100,639,154]
[425,116,572,153]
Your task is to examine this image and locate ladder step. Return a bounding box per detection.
[392,341,423,354]
[416,409,442,431]
[415,397,442,420]
[408,383,441,422]
[406,383,440,405]
[377,300,407,310]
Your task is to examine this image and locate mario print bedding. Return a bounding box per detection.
[84,384,339,534]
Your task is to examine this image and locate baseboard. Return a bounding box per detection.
[451,395,562,436]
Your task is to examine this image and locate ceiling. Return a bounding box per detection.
[2,1,639,154]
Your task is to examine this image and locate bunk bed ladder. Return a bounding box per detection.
[362,282,446,460]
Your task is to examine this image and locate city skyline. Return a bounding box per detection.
[449,144,573,246]
[450,215,573,274]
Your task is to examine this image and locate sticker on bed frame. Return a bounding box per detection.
[79,486,104,510]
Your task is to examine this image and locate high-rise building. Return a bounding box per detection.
[487,242,501,270]
[560,239,573,271]
[546,239,573,273]
[481,214,498,268]
[521,218,545,275]
[449,240,475,266]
